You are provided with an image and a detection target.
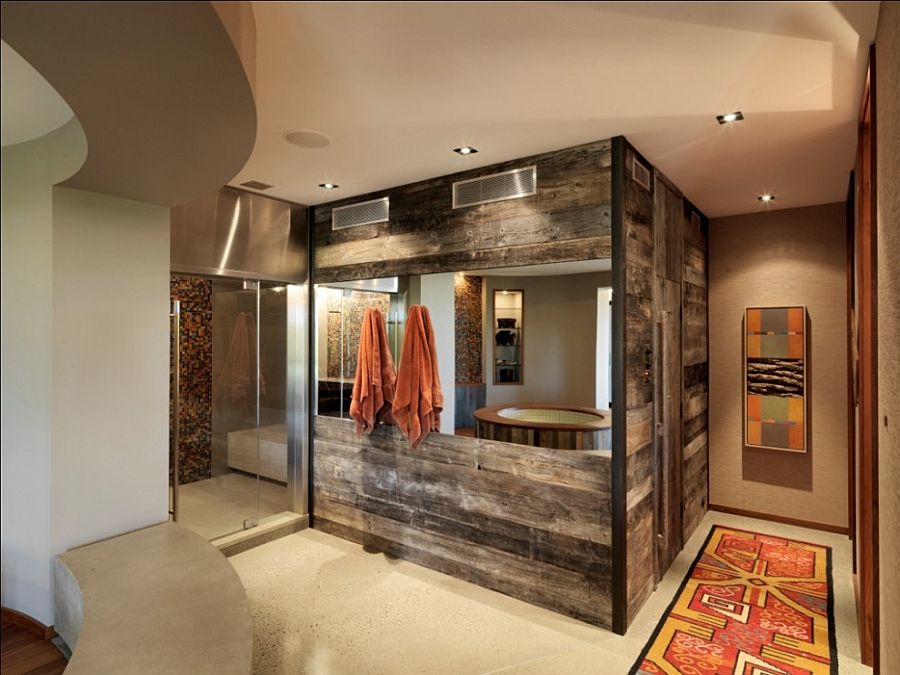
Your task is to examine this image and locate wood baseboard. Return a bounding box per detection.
[708,504,849,535]
[1,606,56,640]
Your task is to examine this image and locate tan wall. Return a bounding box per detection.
[876,2,900,671]
[708,203,848,528]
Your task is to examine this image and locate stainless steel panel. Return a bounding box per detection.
[286,283,309,515]
[171,187,308,283]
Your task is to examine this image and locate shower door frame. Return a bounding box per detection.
[169,273,310,530]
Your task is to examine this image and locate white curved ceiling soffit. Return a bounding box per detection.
[1,1,257,207]
[235,1,879,217]
[1,40,74,147]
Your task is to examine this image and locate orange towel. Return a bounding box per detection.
[349,308,397,434]
[392,305,443,448]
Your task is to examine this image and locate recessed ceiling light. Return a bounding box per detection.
[453,146,478,155]
[318,183,339,189]
[285,130,332,149]
[716,111,744,124]
[758,193,776,203]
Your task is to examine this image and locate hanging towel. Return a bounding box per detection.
[349,307,397,434]
[217,312,266,413]
[392,305,443,448]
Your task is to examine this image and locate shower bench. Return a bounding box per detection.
[53,522,252,674]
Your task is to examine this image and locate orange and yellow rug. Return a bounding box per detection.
[630,526,837,675]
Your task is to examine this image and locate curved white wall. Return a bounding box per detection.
[1,119,86,623]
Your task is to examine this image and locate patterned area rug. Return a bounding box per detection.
[630,526,837,675]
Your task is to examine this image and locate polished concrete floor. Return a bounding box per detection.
[231,511,870,675]
[175,472,287,541]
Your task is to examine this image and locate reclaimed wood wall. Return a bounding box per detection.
[618,139,709,627]
[311,139,615,628]
[313,140,612,283]
[314,416,613,627]
[681,200,709,543]
[620,141,658,624]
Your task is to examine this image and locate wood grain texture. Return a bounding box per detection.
[681,199,709,543]
[620,143,708,628]
[622,142,658,625]
[314,140,612,283]
[313,416,613,627]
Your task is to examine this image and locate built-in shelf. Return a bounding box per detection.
[493,289,523,385]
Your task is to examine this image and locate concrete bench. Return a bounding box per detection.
[54,522,252,674]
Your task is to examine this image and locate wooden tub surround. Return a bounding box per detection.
[474,403,612,450]
[313,415,613,627]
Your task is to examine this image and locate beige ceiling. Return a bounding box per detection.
[1,1,257,207]
[233,1,879,217]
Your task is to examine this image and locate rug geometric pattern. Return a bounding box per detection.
[630,526,837,675]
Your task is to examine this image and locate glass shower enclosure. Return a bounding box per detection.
[169,187,308,542]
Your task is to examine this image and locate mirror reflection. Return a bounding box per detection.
[315,258,612,450]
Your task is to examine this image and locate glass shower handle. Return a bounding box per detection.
[170,300,181,522]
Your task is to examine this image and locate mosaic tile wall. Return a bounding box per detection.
[454,275,483,385]
[326,290,392,380]
[170,275,213,485]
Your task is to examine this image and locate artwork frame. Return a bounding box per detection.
[743,306,807,453]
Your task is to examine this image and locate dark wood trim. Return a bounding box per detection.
[0,606,55,640]
[708,504,849,536]
[307,205,317,526]
[854,43,879,670]
[846,172,856,561]
[610,135,628,635]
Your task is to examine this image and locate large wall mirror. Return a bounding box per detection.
[314,258,612,450]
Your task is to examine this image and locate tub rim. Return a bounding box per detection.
[473,403,611,431]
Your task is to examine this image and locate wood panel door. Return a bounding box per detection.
[852,46,879,670]
[653,175,684,578]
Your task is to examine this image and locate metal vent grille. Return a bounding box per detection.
[332,197,390,230]
[632,158,651,191]
[239,180,274,191]
[452,166,537,209]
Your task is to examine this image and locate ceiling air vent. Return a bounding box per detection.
[452,166,537,209]
[332,197,390,230]
[239,180,274,191]
[632,158,651,191]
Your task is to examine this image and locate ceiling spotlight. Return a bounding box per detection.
[318,183,339,189]
[716,111,744,124]
[758,194,776,203]
[453,146,478,156]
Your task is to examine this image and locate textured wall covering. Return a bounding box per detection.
[876,3,900,672]
[314,415,612,628]
[454,274,483,385]
[170,275,213,484]
[708,203,848,528]
[326,289,391,380]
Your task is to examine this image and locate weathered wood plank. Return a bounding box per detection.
[315,496,612,627]
[314,139,613,282]
[315,234,612,283]
[313,416,613,629]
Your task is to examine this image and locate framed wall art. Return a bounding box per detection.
[744,306,807,452]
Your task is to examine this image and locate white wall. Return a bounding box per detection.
[484,272,612,408]
[1,120,86,624]
[419,273,455,434]
[50,187,170,555]
[1,122,170,624]
[595,288,612,409]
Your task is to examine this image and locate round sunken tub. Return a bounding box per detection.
[474,404,611,450]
